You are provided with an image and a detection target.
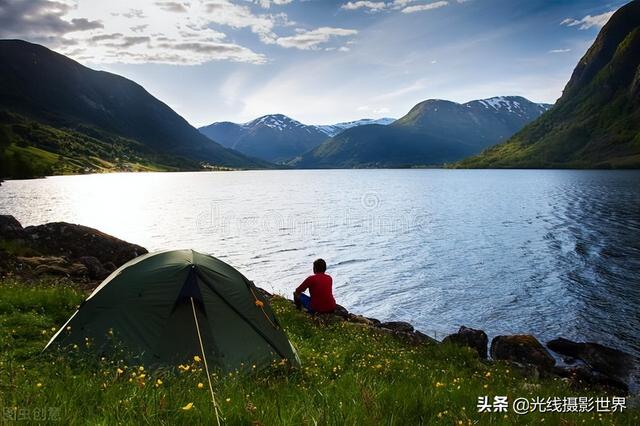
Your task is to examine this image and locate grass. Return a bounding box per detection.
[0,110,202,179]
[0,277,637,425]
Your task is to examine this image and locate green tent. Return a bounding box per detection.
[45,249,300,372]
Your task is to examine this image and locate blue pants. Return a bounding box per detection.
[298,293,314,314]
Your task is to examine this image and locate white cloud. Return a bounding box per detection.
[548,48,571,54]
[341,0,449,13]
[0,0,310,64]
[255,0,294,8]
[341,1,387,12]
[275,27,358,50]
[402,1,448,14]
[560,10,615,30]
[372,78,428,101]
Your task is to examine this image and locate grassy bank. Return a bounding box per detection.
[0,278,637,425]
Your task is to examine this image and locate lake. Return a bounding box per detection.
[2,169,639,366]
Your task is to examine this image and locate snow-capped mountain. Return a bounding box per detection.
[316,118,396,137]
[294,95,553,168]
[465,96,551,118]
[199,114,328,163]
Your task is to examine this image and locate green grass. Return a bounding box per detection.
[0,110,203,179]
[0,278,637,425]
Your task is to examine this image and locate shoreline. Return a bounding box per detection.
[3,167,640,182]
[1,214,637,396]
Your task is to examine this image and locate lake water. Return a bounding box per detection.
[2,169,639,367]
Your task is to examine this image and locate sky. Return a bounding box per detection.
[0,0,628,126]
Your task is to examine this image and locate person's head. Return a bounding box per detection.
[313,258,327,274]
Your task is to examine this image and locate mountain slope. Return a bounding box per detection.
[0,39,264,178]
[294,96,550,168]
[316,118,396,137]
[199,114,328,163]
[458,0,640,169]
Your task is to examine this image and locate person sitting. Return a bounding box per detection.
[293,258,336,314]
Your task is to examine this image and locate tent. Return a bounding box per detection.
[45,249,300,372]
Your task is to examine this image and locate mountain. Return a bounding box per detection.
[199,114,328,163]
[316,118,396,137]
[0,39,264,179]
[293,96,550,168]
[458,1,640,169]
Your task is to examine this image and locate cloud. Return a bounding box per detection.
[341,0,453,13]
[122,9,146,19]
[0,0,283,65]
[402,1,448,13]
[255,0,294,8]
[356,105,390,115]
[372,78,428,101]
[275,27,358,50]
[341,1,387,12]
[560,10,615,30]
[548,48,571,54]
[202,1,291,44]
[154,2,188,13]
[0,0,103,42]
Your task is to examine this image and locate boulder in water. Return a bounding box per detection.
[547,337,633,384]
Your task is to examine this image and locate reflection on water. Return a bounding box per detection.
[2,169,639,364]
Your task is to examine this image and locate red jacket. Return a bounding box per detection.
[295,273,336,313]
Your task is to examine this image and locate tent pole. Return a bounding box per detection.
[191,297,222,426]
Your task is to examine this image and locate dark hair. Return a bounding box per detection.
[313,258,327,273]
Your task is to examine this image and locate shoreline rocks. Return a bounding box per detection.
[0,215,146,281]
[442,326,488,359]
[490,334,556,371]
[547,337,634,385]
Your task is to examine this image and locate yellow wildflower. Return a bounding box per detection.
[197,383,204,389]
[181,402,194,411]
[193,355,202,363]
[116,368,124,374]
[36,383,43,388]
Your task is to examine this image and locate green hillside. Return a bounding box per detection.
[0,40,266,179]
[458,1,640,169]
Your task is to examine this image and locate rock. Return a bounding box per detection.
[17,256,89,277]
[409,330,438,345]
[348,315,374,325]
[378,321,414,333]
[490,335,555,370]
[76,256,109,280]
[0,215,26,239]
[34,262,87,277]
[547,338,633,383]
[17,256,68,268]
[103,262,117,273]
[23,222,147,267]
[552,365,628,394]
[365,317,381,326]
[443,326,489,359]
[333,304,350,319]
